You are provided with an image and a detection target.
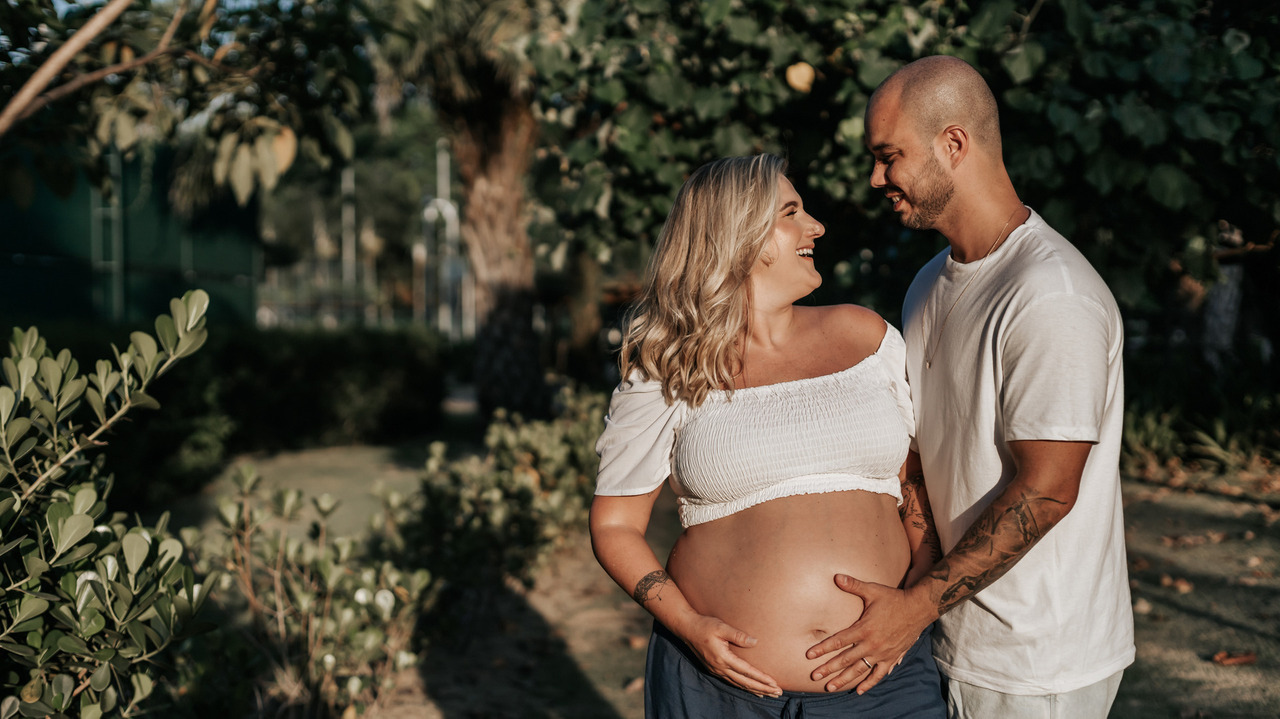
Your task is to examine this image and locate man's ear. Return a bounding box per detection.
[938,124,969,170]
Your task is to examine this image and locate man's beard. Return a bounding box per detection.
[903,153,954,230]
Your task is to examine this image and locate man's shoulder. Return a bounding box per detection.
[1004,220,1115,306]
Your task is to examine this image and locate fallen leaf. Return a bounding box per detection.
[1211,651,1257,666]
[1174,578,1195,594]
[1133,598,1153,615]
[1247,556,1263,568]
[627,634,649,650]
[624,677,645,693]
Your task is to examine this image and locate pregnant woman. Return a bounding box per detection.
[590,154,947,717]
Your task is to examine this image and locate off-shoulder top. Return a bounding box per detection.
[594,321,915,527]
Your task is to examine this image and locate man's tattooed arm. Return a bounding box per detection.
[633,569,671,606]
[924,487,1068,615]
[899,466,943,569]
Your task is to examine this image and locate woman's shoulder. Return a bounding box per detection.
[793,304,892,366]
[804,304,889,341]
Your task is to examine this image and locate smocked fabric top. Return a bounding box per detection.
[595,322,915,527]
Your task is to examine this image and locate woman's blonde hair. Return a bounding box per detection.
[619,153,786,407]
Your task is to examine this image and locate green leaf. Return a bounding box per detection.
[154,315,178,356]
[169,298,188,338]
[1,696,17,719]
[82,609,106,637]
[1002,40,1045,85]
[174,327,208,359]
[183,289,210,328]
[0,641,35,658]
[17,356,37,401]
[55,514,93,555]
[1146,164,1197,210]
[700,0,731,26]
[157,538,183,574]
[85,387,106,423]
[122,533,150,577]
[5,417,30,449]
[59,376,86,408]
[73,487,98,515]
[14,596,49,624]
[969,0,1015,41]
[724,16,759,45]
[39,356,63,398]
[129,391,161,411]
[129,332,158,376]
[90,662,111,691]
[52,543,97,567]
[593,79,626,106]
[56,634,90,655]
[0,386,14,426]
[128,673,154,708]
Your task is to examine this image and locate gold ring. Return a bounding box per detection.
[861,657,873,670]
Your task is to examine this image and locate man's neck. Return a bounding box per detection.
[942,203,1028,264]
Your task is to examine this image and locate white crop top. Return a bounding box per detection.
[595,322,916,527]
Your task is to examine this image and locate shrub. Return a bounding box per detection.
[393,384,607,591]
[35,326,450,511]
[169,467,431,718]
[0,292,212,718]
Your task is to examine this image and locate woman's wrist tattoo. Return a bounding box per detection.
[633,570,670,605]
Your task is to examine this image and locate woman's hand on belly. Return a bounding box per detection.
[669,612,783,698]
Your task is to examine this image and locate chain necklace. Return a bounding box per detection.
[921,206,1022,369]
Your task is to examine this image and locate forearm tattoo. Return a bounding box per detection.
[633,570,671,606]
[900,469,943,564]
[928,490,1067,615]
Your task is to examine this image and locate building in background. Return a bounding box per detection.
[0,149,257,329]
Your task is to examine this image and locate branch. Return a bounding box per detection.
[1016,0,1046,47]
[12,0,191,126]
[0,0,139,138]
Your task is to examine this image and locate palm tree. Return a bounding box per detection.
[376,0,548,418]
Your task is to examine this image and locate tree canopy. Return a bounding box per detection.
[531,0,1279,333]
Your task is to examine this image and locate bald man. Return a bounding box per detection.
[805,56,1134,717]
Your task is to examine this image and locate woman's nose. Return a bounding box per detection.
[810,218,825,238]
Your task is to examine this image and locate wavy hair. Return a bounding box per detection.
[619,154,786,407]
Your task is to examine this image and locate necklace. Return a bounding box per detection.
[921,206,1022,369]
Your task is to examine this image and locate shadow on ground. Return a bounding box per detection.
[413,583,626,719]
[1112,482,1280,718]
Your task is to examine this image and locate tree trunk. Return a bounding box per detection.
[451,100,547,418]
[565,243,604,384]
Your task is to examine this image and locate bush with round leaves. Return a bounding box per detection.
[0,291,213,718]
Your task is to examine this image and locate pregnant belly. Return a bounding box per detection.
[666,491,909,692]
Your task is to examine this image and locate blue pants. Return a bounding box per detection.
[645,621,946,718]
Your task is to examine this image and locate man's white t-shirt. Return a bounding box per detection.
[902,208,1135,695]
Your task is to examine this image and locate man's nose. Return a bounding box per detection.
[870,162,886,189]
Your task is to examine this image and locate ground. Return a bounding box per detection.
[178,442,1280,719]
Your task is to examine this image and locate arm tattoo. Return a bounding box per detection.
[901,469,943,564]
[928,490,1067,615]
[633,570,671,606]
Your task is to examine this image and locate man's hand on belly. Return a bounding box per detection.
[804,575,934,693]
